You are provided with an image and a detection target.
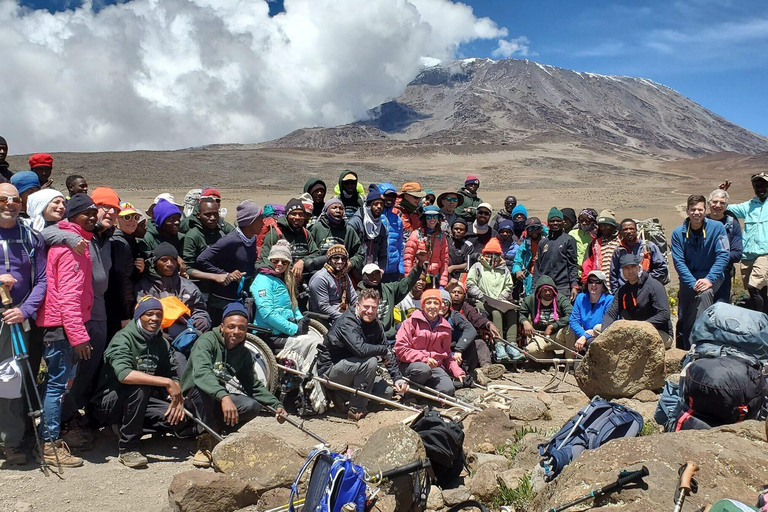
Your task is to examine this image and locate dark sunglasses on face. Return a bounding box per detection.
[477,210,490,216]
[424,214,439,220]
[587,279,602,285]
[444,197,459,202]
[329,255,348,262]
[0,196,22,205]
[527,226,542,232]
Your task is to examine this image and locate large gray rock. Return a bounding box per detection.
[531,421,768,511]
[167,471,259,512]
[442,486,472,506]
[467,460,507,500]
[464,407,520,451]
[356,423,427,512]
[499,468,528,491]
[508,396,548,421]
[509,432,548,471]
[575,320,665,399]
[211,430,304,492]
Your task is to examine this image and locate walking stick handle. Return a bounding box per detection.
[679,461,698,491]
[0,286,12,306]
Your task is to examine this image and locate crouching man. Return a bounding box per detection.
[91,297,188,468]
[315,288,408,421]
[182,302,286,468]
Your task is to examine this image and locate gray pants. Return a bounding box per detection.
[0,324,28,449]
[326,357,388,411]
[400,362,455,397]
[677,280,720,350]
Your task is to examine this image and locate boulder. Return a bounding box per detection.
[499,468,528,491]
[211,430,304,492]
[509,432,549,471]
[370,494,397,512]
[167,471,259,512]
[575,321,665,399]
[464,407,520,451]
[426,485,444,510]
[442,485,472,506]
[531,421,768,511]
[508,396,548,421]
[562,392,589,408]
[633,390,658,403]
[477,442,496,454]
[467,460,507,500]
[665,348,687,374]
[466,452,509,470]
[254,488,292,511]
[356,424,427,512]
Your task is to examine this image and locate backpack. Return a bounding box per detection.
[289,449,368,512]
[539,396,643,481]
[689,303,768,363]
[170,318,199,357]
[635,218,668,255]
[409,406,466,488]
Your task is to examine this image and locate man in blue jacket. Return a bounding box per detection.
[379,183,405,283]
[671,194,730,349]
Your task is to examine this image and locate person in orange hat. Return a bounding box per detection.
[28,153,54,189]
[393,182,425,240]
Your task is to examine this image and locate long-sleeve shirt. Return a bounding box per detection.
[670,218,730,290]
[727,197,768,260]
[0,223,47,320]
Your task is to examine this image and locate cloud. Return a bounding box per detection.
[490,36,530,58]
[0,0,507,152]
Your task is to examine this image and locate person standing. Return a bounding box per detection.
[0,136,12,181]
[380,183,405,283]
[581,210,621,292]
[10,171,41,217]
[403,206,449,288]
[393,182,425,241]
[303,178,327,221]
[437,191,463,233]
[335,171,365,220]
[609,218,668,292]
[0,183,47,466]
[671,194,730,349]
[65,175,88,198]
[569,208,598,268]
[534,208,579,301]
[28,154,54,190]
[513,217,545,298]
[457,175,482,222]
[490,196,517,232]
[183,197,234,298]
[706,189,743,304]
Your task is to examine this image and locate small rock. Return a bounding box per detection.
[467,461,507,500]
[464,408,520,451]
[167,471,259,512]
[508,396,548,421]
[499,468,528,491]
[562,393,588,407]
[442,486,472,506]
[466,452,509,470]
[477,442,496,454]
[509,433,548,471]
[536,391,553,407]
[633,389,659,403]
[426,485,444,510]
[371,494,397,512]
[665,348,688,374]
[530,465,548,495]
[255,488,291,512]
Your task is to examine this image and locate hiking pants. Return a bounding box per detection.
[451,338,492,372]
[325,356,380,411]
[676,280,720,350]
[487,305,518,345]
[186,386,260,435]
[524,327,576,359]
[0,324,26,450]
[92,385,188,453]
[400,362,455,397]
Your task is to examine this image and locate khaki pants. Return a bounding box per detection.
[524,327,576,359]
[742,255,768,289]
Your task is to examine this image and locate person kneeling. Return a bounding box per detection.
[395,289,466,397]
[182,303,286,468]
[91,297,188,469]
[316,288,408,420]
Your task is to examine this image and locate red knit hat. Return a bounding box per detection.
[482,238,503,255]
[91,187,121,209]
[420,288,443,308]
[29,153,53,169]
[201,187,221,198]
[465,174,480,185]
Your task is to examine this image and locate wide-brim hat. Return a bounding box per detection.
[437,191,464,208]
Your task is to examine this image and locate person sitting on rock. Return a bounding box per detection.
[446,281,502,370]
[520,275,575,359]
[602,254,673,348]
[308,244,358,324]
[315,288,408,420]
[393,273,427,323]
[182,302,286,468]
[91,297,188,469]
[569,270,613,354]
[395,289,466,397]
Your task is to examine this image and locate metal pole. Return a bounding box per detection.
[532,331,584,359]
[404,386,479,412]
[403,378,483,412]
[182,408,224,443]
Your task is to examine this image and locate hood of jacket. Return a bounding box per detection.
[304,177,326,194]
[534,275,557,295]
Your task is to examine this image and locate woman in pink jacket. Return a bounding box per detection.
[403,206,449,288]
[395,288,465,397]
[35,194,97,467]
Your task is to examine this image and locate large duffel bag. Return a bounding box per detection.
[690,303,768,362]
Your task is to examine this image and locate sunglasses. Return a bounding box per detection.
[270,258,291,266]
[476,210,490,216]
[424,214,440,220]
[121,214,142,221]
[526,226,542,232]
[587,279,603,285]
[444,197,459,203]
[0,196,22,205]
[329,255,348,262]
[200,196,221,203]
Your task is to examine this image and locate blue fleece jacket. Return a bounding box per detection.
[569,292,613,340]
[670,218,730,290]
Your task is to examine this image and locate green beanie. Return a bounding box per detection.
[548,207,563,220]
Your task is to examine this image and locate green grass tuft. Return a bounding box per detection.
[491,473,535,509]
[639,419,659,437]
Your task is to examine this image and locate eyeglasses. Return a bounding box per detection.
[121,214,142,221]
[424,214,439,220]
[587,279,603,285]
[0,196,22,205]
[444,197,459,203]
[329,255,348,262]
[99,205,118,213]
[526,226,542,232]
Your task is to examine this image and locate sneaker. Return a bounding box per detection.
[474,369,488,386]
[118,451,148,469]
[39,440,83,468]
[3,446,27,466]
[347,408,368,421]
[505,344,526,361]
[61,423,94,451]
[494,342,511,363]
[192,433,216,468]
[480,363,506,380]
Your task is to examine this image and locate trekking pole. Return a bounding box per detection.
[533,331,584,359]
[221,375,330,446]
[182,408,224,443]
[548,466,649,512]
[402,377,483,412]
[277,364,422,414]
[0,288,62,476]
[672,461,698,512]
[404,385,480,413]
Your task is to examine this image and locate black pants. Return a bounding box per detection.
[186,386,261,435]
[92,385,188,452]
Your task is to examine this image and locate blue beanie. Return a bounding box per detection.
[134,296,163,320]
[511,204,528,219]
[365,183,382,204]
[154,198,182,226]
[498,220,514,233]
[11,171,41,195]
[222,302,249,322]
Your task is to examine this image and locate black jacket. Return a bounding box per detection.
[603,273,672,336]
[316,308,402,382]
[447,310,477,354]
[533,230,578,295]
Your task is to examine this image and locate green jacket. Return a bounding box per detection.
[358,265,421,339]
[260,216,321,266]
[518,275,572,332]
[101,320,178,392]
[568,228,594,269]
[465,257,514,302]
[181,328,281,408]
[182,214,235,295]
[138,221,185,260]
[309,214,365,271]
[457,187,482,222]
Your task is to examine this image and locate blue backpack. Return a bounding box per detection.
[170,319,199,357]
[289,449,368,512]
[539,396,643,481]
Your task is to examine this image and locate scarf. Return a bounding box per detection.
[472,221,489,235]
[236,227,256,246]
[362,206,382,239]
[534,286,559,324]
[136,319,159,341]
[399,199,418,214]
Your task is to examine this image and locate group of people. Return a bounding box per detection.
[1,133,767,472]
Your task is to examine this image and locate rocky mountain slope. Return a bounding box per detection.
[263,58,768,157]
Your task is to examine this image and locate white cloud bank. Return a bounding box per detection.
[0,0,508,152]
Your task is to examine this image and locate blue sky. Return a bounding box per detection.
[17,0,768,138]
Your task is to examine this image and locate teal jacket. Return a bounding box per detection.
[728,197,768,260]
[511,239,535,295]
[250,271,302,336]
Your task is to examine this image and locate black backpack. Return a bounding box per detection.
[410,407,466,488]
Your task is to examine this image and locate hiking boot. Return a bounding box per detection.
[347,408,368,421]
[505,344,526,361]
[3,446,27,466]
[61,423,94,451]
[494,342,511,363]
[38,440,83,468]
[474,369,487,386]
[192,433,215,468]
[480,363,506,380]
[327,389,348,414]
[118,451,148,469]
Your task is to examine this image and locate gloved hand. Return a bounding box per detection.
[296,316,311,336]
[192,316,209,332]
